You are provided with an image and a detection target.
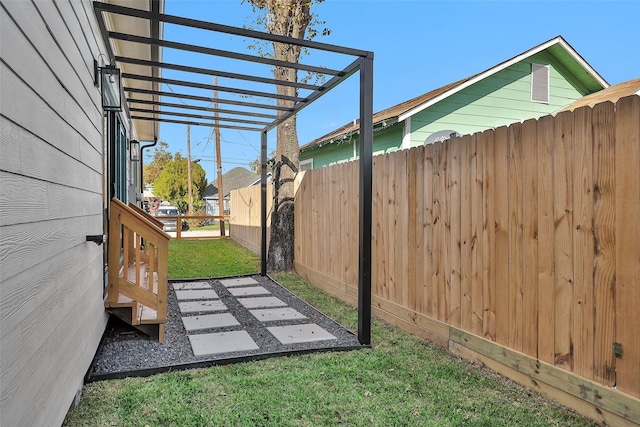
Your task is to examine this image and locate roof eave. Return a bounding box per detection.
[106,0,164,142]
[301,117,399,152]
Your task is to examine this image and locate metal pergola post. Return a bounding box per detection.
[260,131,268,277]
[358,54,374,345]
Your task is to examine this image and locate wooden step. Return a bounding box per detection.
[138,303,166,324]
[107,306,165,343]
[105,293,136,309]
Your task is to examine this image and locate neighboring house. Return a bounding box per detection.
[203,167,263,216]
[0,0,162,425]
[300,36,608,169]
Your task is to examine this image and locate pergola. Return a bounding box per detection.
[93,1,374,345]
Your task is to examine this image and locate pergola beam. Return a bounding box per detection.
[116,56,321,91]
[129,107,271,126]
[123,73,305,103]
[127,98,279,119]
[123,87,292,112]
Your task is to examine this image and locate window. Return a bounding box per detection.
[299,158,313,171]
[531,63,550,103]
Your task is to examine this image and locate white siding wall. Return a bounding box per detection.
[0,1,110,425]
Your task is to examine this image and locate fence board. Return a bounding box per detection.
[553,110,574,370]
[408,148,418,311]
[471,135,484,336]
[389,153,398,302]
[381,154,390,300]
[414,146,425,314]
[508,123,524,352]
[433,142,445,321]
[481,130,496,341]
[371,158,379,294]
[494,126,509,346]
[521,118,539,358]
[450,139,462,326]
[350,162,358,285]
[423,144,435,316]
[443,142,452,323]
[572,106,595,379]
[399,150,409,307]
[592,101,616,386]
[537,114,556,364]
[460,136,472,332]
[614,95,640,396]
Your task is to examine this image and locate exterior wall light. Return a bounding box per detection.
[130,140,140,161]
[100,65,122,111]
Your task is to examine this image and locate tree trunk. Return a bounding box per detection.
[262,0,311,271]
[267,151,297,271]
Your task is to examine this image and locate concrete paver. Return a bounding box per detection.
[219,277,259,288]
[189,331,259,356]
[173,282,212,290]
[227,286,271,297]
[182,313,240,331]
[249,307,307,322]
[175,289,219,300]
[179,300,227,314]
[267,324,337,344]
[237,296,288,309]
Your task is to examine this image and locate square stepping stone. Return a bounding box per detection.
[249,307,307,322]
[220,277,259,288]
[189,330,259,356]
[237,296,287,309]
[228,286,271,297]
[174,282,211,290]
[175,289,219,300]
[179,300,227,314]
[182,313,240,331]
[267,324,337,344]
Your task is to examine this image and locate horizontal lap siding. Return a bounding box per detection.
[0,1,109,425]
[290,97,640,419]
[410,54,586,148]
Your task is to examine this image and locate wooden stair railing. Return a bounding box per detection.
[107,198,171,342]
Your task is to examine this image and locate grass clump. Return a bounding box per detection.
[168,239,259,279]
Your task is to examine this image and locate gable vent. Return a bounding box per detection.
[531,63,550,103]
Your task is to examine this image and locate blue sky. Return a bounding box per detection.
[151,0,640,183]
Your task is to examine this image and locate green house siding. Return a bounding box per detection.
[410,52,586,147]
[300,140,354,169]
[373,124,403,155]
[301,124,403,168]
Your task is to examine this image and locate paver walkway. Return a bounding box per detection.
[176,277,338,357]
[88,275,363,380]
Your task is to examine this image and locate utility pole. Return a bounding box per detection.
[214,77,226,236]
[187,123,193,216]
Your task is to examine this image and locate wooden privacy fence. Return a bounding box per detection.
[294,96,640,425]
[229,184,273,254]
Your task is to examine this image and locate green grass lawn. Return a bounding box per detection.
[64,244,595,426]
[168,239,259,279]
[191,223,220,231]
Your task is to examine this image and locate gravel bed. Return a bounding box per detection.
[87,275,363,380]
